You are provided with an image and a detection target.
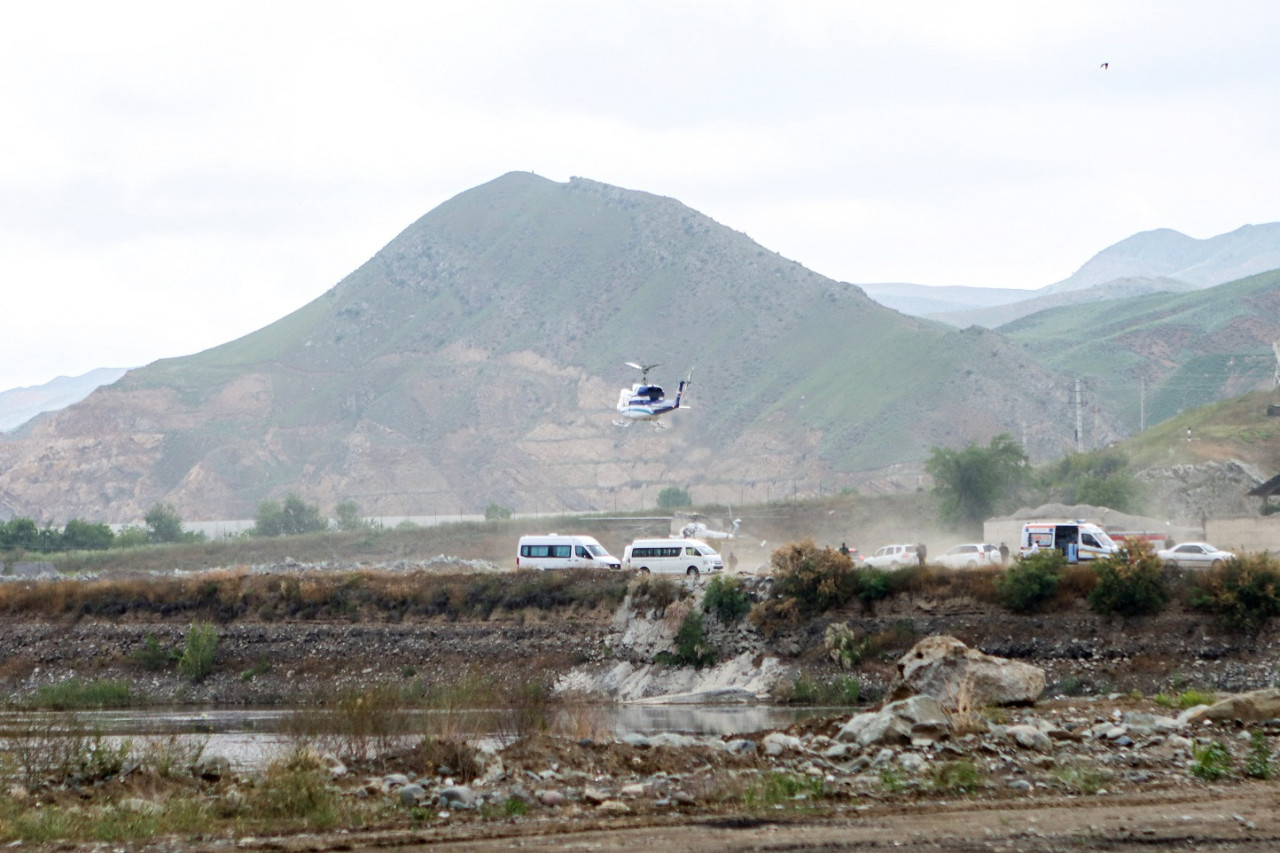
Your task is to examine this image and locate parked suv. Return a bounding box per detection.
[936,543,1001,569]
[864,543,916,569]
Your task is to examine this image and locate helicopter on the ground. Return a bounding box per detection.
[680,516,742,540]
[613,362,692,429]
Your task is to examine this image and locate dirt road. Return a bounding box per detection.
[223,787,1280,852]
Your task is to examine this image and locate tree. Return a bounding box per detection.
[925,434,1028,528]
[657,486,692,509]
[0,517,39,551]
[253,494,327,537]
[335,499,370,531]
[61,518,115,551]
[144,503,186,544]
[484,502,513,521]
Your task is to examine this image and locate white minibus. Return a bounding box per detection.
[516,534,621,571]
[623,538,723,576]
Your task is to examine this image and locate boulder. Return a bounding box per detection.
[193,754,231,781]
[836,695,952,748]
[1184,688,1280,723]
[893,636,1045,708]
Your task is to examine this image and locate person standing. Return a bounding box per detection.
[916,542,926,567]
[839,542,850,557]
[999,542,1009,565]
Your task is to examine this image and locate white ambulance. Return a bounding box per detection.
[622,538,724,576]
[1020,521,1118,562]
[515,534,621,571]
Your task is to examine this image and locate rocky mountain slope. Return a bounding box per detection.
[0,173,1107,524]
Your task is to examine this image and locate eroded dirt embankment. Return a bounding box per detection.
[1,570,1276,705]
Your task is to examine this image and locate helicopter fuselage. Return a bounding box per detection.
[616,383,682,420]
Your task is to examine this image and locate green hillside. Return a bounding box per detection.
[1002,270,1280,432]
[0,173,1108,521]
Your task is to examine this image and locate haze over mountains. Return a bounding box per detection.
[0,173,1276,525]
[868,223,1280,329]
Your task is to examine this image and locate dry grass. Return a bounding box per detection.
[0,568,628,624]
[946,676,989,734]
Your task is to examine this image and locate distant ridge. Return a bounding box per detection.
[0,368,129,433]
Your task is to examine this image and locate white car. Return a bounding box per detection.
[864,543,918,569]
[1157,542,1236,569]
[936,543,1002,569]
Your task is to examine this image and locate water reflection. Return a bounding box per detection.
[0,704,842,770]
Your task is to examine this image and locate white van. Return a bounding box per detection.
[623,538,723,576]
[516,534,621,571]
[1020,521,1118,562]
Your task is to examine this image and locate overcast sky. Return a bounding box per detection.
[2,1,1278,391]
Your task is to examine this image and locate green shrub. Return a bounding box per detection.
[177,622,219,682]
[1187,553,1280,634]
[930,759,983,794]
[672,610,716,668]
[775,674,862,706]
[1245,730,1272,780]
[702,575,752,622]
[1190,741,1232,781]
[995,550,1064,613]
[1088,540,1169,618]
[133,634,175,671]
[742,771,823,809]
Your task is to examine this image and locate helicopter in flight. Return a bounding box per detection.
[613,362,692,429]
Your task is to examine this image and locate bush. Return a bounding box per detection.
[824,622,869,669]
[703,575,752,622]
[1187,553,1280,634]
[656,487,692,508]
[995,550,1064,613]
[671,610,716,668]
[767,539,858,616]
[1088,540,1169,618]
[630,574,685,615]
[177,622,219,682]
[1190,741,1232,781]
[1245,730,1272,780]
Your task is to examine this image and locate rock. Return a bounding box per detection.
[893,635,1045,708]
[897,753,927,773]
[598,799,630,814]
[621,733,652,749]
[1007,725,1054,754]
[193,754,231,781]
[383,773,412,788]
[720,738,757,756]
[320,753,347,779]
[118,797,163,816]
[537,789,566,807]
[399,784,426,806]
[649,732,700,749]
[619,783,646,798]
[836,695,953,748]
[583,787,610,804]
[438,786,476,808]
[1184,688,1280,723]
[763,732,804,756]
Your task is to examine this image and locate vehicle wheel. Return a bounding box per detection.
[639,567,650,574]
[686,567,699,577]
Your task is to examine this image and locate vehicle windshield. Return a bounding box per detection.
[1092,530,1117,549]
[586,544,608,557]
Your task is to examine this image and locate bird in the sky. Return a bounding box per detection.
[1100,62,1109,69]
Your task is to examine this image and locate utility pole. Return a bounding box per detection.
[1074,378,1083,454]
[1140,378,1146,432]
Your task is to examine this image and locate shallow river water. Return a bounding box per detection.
[0,704,831,770]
